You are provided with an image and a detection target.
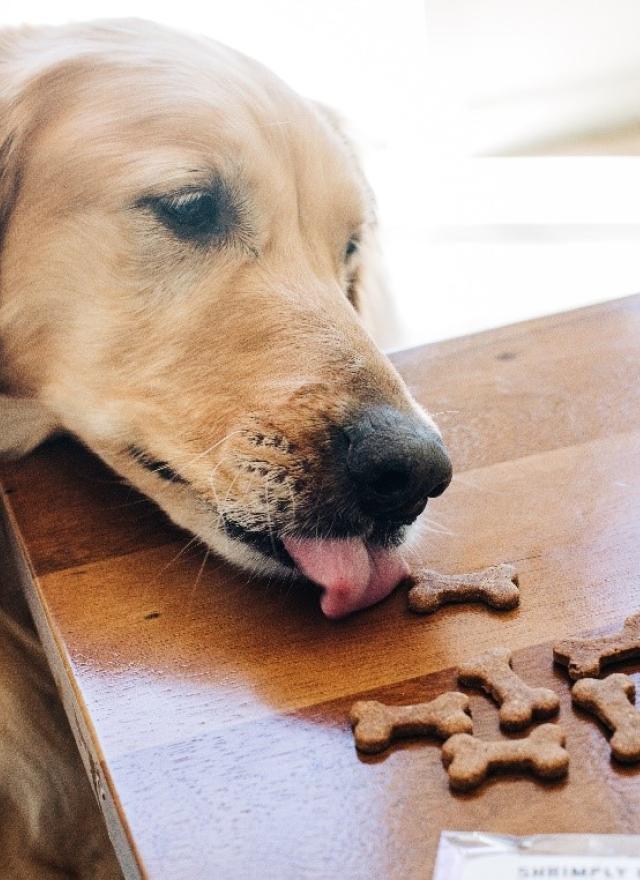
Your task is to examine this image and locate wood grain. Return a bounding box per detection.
[2,295,640,878]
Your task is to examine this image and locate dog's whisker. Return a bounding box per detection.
[206,481,228,536]
[399,544,421,567]
[178,430,246,465]
[420,519,454,537]
[185,547,211,613]
[157,534,203,576]
[133,430,246,488]
[215,471,242,537]
[206,453,234,486]
[261,478,280,559]
[452,473,507,495]
[420,508,455,531]
[137,535,203,609]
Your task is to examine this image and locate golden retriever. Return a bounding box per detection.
[0,18,451,876]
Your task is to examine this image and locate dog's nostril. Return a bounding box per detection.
[369,466,411,498]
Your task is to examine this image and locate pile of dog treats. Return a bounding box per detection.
[349,563,640,792]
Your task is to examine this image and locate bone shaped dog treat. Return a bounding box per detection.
[553,612,640,679]
[441,723,569,791]
[572,673,640,763]
[457,647,560,730]
[349,692,473,754]
[408,564,519,615]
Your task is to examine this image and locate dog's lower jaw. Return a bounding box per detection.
[194,522,293,581]
[71,444,420,615]
[95,444,293,579]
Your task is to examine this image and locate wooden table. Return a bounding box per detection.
[2,295,640,879]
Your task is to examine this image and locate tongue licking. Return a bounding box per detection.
[282,536,410,619]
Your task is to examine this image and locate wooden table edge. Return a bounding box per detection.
[0,486,146,880]
[389,292,640,362]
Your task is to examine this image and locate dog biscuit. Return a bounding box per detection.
[442,723,569,791]
[349,692,472,754]
[553,612,640,679]
[408,563,519,615]
[457,646,560,730]
[572,673,640,763]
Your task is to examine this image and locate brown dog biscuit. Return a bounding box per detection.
[457,647,560,730]
[572,673,640,763]
[553,612,640,679]
[442,723,569,791]
[408,564,519,615]
[349,692,473,754]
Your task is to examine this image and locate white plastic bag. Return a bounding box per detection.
[433,832,640,879]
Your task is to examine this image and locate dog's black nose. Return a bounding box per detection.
[343,406,452,521]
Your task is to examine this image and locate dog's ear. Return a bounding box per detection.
[0,32,59,459]
[313,102,404,351]
[0,395,58,459]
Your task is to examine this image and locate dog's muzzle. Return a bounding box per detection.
[282,406,452,618]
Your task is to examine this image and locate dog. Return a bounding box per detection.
[0,19,452,876]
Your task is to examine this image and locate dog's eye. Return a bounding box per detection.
[344,236,359,262]
[152,191,221,238]
[137,179,244,245]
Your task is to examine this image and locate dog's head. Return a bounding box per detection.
[0,20,452,617]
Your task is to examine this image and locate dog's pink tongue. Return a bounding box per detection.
[283,537,409,619]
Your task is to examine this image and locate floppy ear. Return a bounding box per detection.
[0,394,58,459]
[313,101,404,351]
[0,34,59,459]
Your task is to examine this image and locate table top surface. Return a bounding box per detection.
[2,295,640,879]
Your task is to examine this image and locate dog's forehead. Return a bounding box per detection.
[23,47,365,215]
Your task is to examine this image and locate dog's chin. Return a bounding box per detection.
[96,446,416,619]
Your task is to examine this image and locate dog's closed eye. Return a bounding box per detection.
[155,191,221,235]
[136,179,244,246]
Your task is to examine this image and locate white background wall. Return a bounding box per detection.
[426,0,640,157]
[3,2,640,350]
[418,0,640,349]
